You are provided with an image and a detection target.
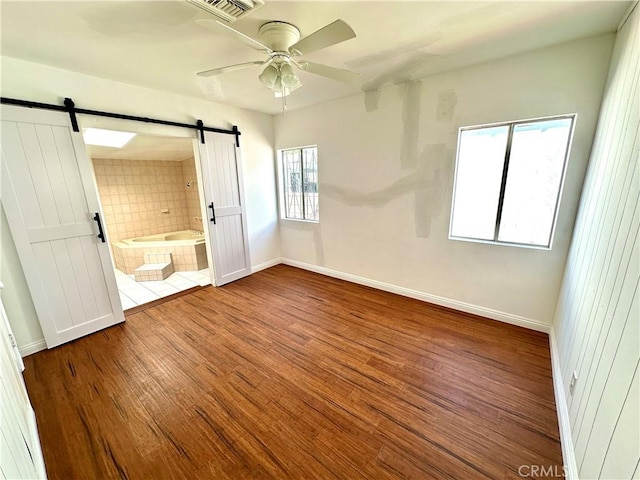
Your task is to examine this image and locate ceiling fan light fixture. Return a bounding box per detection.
[274,87,291,98]
[198,18,359,106]
[279,63,300,89]
[272,75,282,91]
[285,75,302,90]
[258,64,279,88]
[274,79,302,97]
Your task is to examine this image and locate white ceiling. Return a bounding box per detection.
[1,1,631,115]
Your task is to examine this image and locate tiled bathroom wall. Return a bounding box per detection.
[93,158,198,243]
[181,158,205,231]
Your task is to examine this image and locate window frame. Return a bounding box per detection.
[449,114,576,250]
[278,144,319,223]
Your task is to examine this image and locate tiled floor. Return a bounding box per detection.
[114,268,211,309]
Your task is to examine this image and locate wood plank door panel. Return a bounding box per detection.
[198,132,251,286]
[1,105,124,348]
[1,289,47,479]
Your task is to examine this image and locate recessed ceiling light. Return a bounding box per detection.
[83,128,136,148]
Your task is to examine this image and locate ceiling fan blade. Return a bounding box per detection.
[196,19,272,53]
[299,61,360,84]
[290,19,355,56]
[197,61,266,77]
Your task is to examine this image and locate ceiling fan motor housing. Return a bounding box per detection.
[259,22,301,54]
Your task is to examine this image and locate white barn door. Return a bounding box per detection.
[198,131,251,286]
[0,289,47,479]
[1,105,124,348]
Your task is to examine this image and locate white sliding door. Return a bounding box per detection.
[0,288,47,479]
[198,131,251,286]
[1,105,124,348]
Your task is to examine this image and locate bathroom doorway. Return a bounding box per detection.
[86,131,211,309]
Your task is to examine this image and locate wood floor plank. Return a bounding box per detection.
[23,264,563,479]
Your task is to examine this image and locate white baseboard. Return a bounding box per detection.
[280,258,551,333]
[251,258,282,274]
[19,339,46,357]
[264,259,570,470]
[549,327,579,480]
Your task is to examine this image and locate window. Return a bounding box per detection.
[450,115,575,248]
[280,146,319,221]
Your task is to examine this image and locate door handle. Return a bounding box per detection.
[93,212,106,243]
[209,202,216,224]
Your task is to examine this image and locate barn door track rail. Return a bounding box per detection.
[0,96,241,146]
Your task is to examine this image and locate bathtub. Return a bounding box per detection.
[112,230,208,274]
[121,230,205,245]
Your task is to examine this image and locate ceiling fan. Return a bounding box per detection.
[196,19,360,97]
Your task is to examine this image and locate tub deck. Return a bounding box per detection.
[112,230,208,274]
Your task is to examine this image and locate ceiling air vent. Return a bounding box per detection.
[186,0,265,23]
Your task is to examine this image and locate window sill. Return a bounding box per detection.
[448,235,552,251]
[280,218,319,224]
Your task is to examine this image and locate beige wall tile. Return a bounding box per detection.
[181,158,204,231]
[92,158,192,243]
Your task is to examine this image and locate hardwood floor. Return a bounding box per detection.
[23,265,563,479]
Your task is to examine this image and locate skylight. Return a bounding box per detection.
[83,128,136,148]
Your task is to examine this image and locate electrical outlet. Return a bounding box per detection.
[569,371,578,394]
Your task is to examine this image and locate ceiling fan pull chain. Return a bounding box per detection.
[281,85,286,114]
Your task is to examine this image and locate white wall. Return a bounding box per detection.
[274,34,615,327]
[553,5,639,479]
[0,56,281,351]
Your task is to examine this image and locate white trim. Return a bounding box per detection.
[448,235,552,251]
[618,1,637,31]
[251,258,282,273]
[280,218,319,225]
[277,145,320,222]
[19,339,47,357]
[549,327,579,480]
[278,144,318,151]
[280,258,551,333]
[449,114,576,251]
[27,404,48,479]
